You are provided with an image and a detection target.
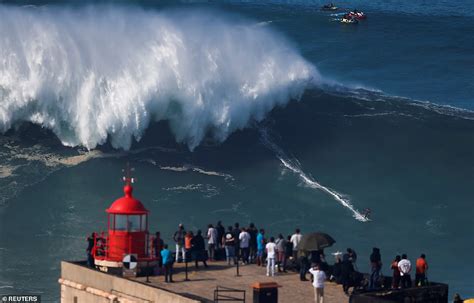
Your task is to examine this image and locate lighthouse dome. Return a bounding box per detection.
[106,184,148,214]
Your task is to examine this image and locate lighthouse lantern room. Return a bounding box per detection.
[92,166,157,275]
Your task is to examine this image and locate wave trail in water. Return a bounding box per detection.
[159,165,234,181]
[0,5,317,150]
[259,127,369,222]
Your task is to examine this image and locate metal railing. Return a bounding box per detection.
[92,231,155,261]
[214,286,246,303]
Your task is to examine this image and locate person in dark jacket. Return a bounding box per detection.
[347,248,358,270]
[299,252,310,281]
[331,255,343,283]
[248,223,258,263]
[369,247,382,290]
[216,221,225,249]
[191,230,208,269]
[232,223,241,260]
[341,254,355,294]
[153,232,164,258]
[153,232,164,275]
[285,235,294,269]
[311,250,322,264]
[453,293,464,303]
[86,232,96,267]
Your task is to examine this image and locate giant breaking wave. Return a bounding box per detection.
[0,5,318,150]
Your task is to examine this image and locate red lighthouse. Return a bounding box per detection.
[92,166,156,275]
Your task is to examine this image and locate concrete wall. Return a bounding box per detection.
[60,261,201,303]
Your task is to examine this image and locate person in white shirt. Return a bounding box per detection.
[207,224,218,261]
[265,237,277,276]
[290,228,302,259]
[239,228,251,264]
[397,254,412,288]
[309,264,327,303]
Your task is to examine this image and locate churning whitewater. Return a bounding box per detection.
[0,5,318,150]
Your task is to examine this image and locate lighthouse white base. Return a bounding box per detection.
[94,259,157,276]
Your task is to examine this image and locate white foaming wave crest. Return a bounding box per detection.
[0,5,318,150]
[259,127,369,222]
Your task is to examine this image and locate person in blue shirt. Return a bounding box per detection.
[256,229,265,266]
[161,244,174,283]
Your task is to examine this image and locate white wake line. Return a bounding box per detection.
[278,157,368,222]
[258,127,368,222]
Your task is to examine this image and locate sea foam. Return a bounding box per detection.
[0,5,318,150]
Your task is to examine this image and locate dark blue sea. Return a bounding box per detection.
[0,0,473,301]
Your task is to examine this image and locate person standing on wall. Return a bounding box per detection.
[184,231,193,263]
[256,229,266,266]
[347,248,358,271]
[290,228,302,260]
[161,244,174,283]
[275,234,287,272]
[340,254,355,295]
[191,230,209,269]
[299,252,310,281]
[239,228,251,264]
[415,254,428,286]
[266,237,277,276]
[248,223,258,263]
[173,224,186,263]
[398,254,412,288]
[223,226,236,265]
[369,247,382,290]
[309,264,326,303]
[207,224,218,261]
[232,223,241,262]
[153,232,164,275]
[285,235,294,266]
[216,221,225,249]
[391,255,401,289]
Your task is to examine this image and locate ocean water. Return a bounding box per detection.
[0,0,473,301]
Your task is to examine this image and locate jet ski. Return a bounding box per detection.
[321,4,338,11]
[340,16,358,24]
[347,10,367,20]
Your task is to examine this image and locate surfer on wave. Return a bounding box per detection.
[362,208,372,220]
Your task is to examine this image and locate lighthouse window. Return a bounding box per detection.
[128,215,141,232]
[114,215,127,231]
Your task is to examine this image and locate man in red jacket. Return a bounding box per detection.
[415,254,428,286]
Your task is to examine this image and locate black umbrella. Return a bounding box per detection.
[299,232,336,251]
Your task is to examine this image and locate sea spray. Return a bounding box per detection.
[0,5,318,150]
[258,127,369,222]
